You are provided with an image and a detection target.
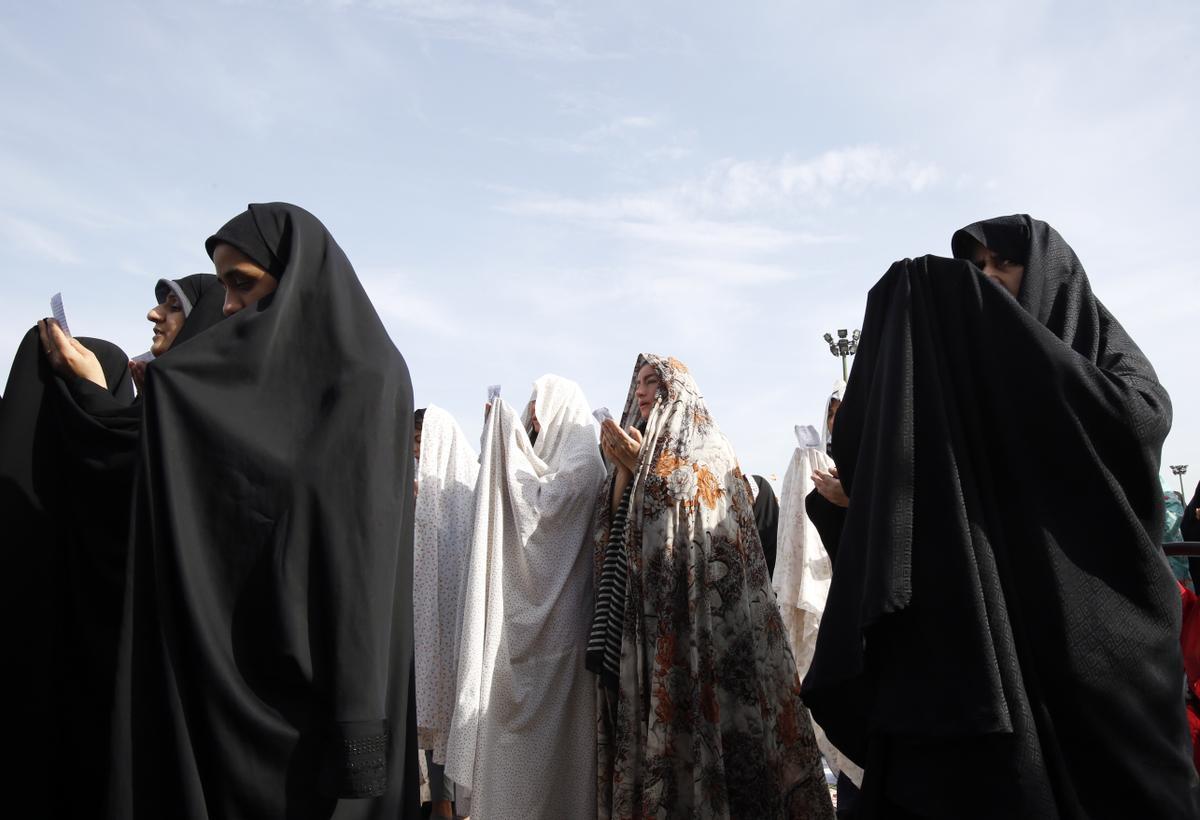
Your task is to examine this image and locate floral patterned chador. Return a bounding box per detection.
[594,354,834,820]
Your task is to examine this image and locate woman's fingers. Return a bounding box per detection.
[47,317,71,350]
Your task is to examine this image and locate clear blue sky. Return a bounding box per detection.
[2,0,1197,493]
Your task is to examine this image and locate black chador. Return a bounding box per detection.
[0,330,134,818]
[803,215,1197,818]
[1,275,223,818]
[751,474,780,576]
[108,203,419,819]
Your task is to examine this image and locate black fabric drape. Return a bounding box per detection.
[1184,481,1200,543]
[109,203,419,819]
[0,329,135,819]
[803,215,1196,818]
[804,488,846,568]
[752,474,779,576]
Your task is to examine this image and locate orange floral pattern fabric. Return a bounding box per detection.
[594,354,833,820]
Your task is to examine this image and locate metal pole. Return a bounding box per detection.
[841,353,848,381]
[1171,465,1189,499]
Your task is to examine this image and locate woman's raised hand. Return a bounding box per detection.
[601,418,642,474]
[38,318,107,389]
[812,466,849,508]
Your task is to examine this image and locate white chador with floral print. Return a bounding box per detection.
[414,406,479,764]
[595,354,834,820]
[445,375,605,819]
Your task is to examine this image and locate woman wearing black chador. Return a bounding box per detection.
[109,203,420,820]
[804,215,1198,818]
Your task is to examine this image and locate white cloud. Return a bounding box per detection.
[687,147,943,214]
[503,146,937,259]
[0,213,80,265]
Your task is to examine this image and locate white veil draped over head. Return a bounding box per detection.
[819,380,846,455]
[445,375,605,819]
[413,406,479,764]
[774,380,862,785]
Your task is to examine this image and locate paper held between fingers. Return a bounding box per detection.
[51,292,71,337]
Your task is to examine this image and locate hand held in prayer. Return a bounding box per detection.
[38,318,107,390]
[812,467,849,508]
[601,419,642,475]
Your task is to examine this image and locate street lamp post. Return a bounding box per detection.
[1170,465,1189,499]
[824,329,861,381]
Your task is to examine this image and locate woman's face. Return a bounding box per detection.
[827,397,841,434]
[147,291,186,356]
[212,243,280,316]
[634,364,662,420]
[970,242,1025,299]
[527,400,541,433]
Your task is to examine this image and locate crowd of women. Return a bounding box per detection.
[2,202,1199,819]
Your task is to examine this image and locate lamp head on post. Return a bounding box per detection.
[823,328,862,381]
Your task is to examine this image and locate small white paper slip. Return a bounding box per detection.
[592,407,613,424]
[130,351,156,363]
[795,424,821,448]
[487,384,502,402]
[50,292,71,336]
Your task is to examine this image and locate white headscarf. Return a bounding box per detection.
[446,375,605,819]
[413,406,479,763]
[820,379,847,454]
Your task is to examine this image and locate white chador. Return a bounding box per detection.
[414,406,479,764]
[774,382,862,784]
[445,375,605,820]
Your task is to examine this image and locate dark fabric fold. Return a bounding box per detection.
[110,203,419,819]
[804,487,845,567]
[803,218,1196,818]
[752,474,780,577]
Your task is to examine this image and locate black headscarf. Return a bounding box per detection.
[0,329,135,819]
[205,207,289,278]
[751,474,780,577]
[110,203,419,819]
[152,272,227,350]
[803,216,1196,817]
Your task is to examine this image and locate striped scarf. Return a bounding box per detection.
[586,481,633,690]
